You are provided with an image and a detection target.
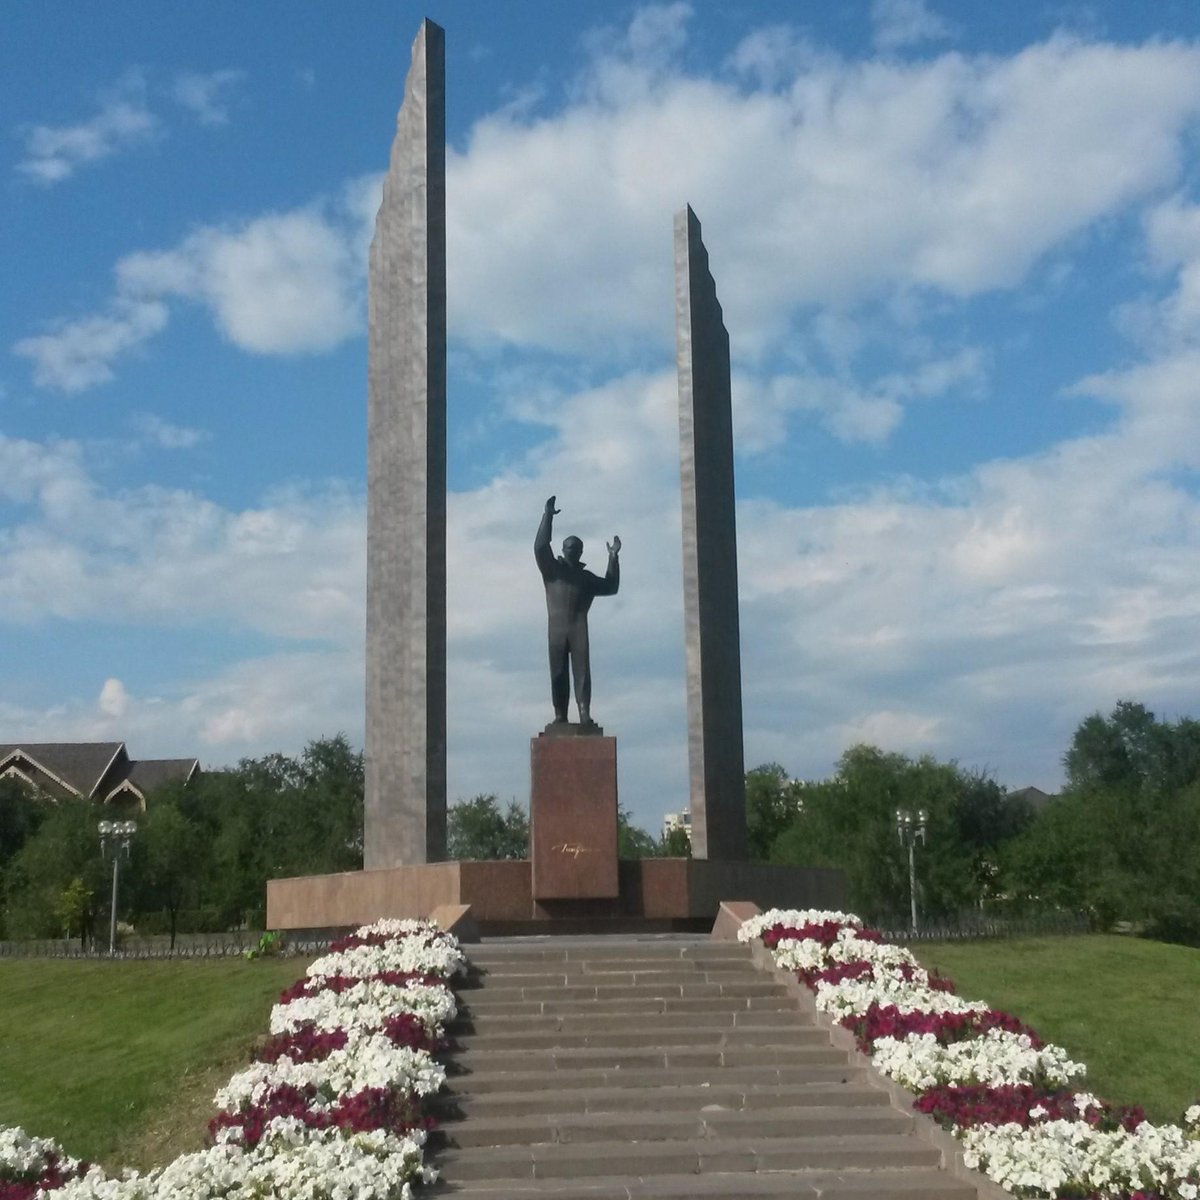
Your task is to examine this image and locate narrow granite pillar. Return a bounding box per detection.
[365,19,447,867]
[674,205,747,860]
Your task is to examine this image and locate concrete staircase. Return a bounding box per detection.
[430,936,979,1199]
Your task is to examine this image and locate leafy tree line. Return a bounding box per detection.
[4,701,1196,945]
[0,735,364,945]
[746,751,1033,923]
[750,700,1200,945]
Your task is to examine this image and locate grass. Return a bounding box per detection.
[0,955,306,1172]
[914,934,1200,1124]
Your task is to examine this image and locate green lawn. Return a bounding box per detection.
[0,956,306,1171]
[914,934,1200,1123]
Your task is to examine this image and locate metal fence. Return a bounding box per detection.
[0,931,336,960]
[874,909,1091,944]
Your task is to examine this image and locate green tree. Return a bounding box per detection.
[136,801,204,948]
[769,745,1007,921]
[745,763,801,860]
[617,807,658,858]
[447,795,529,860]
[658,825,692,857]
[55,877,93,945]
[1008,701,1200,939]
[0,777,49,937]
[4,801,107,941]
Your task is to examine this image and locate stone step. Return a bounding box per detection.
[451,988,796,1017]
[440,1062,866,1095]
[454,1007,807,1033]
[466,943,752,966]
[436,1133,941,1182]
[432,938,982,1199]
[431,1079,890,1121]
[447,1042,848,1075]
[461,967,760,989]
[459,981,786,1006]
[434,1103,913,1149]
[431,1168,976,1198]
[446,1024,830,1052]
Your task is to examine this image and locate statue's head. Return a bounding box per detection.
[562,536,583,566]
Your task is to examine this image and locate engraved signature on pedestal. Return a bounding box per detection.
[553,842,598,859]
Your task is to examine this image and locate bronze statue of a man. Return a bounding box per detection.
[535,496,620,726]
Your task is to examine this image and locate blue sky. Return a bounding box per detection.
[6,1,1200,834]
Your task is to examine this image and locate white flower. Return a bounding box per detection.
[735,908,862,943]
[772,934,921,975]
[215,1035,446,1112]
[870,1029,1085,1092]
[962,1118,1200,1198]
[0,1125,81,1182]
[813,973,984,1020]
[51,1125,432,1200]
[271,977,457,1035]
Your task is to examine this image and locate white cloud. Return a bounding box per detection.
[170,69,244,126]
[733,346,985,449]
[13,299,169,393]
[16,73,159,184]
[871,0,952,53]
[445,31,1200,361]
[0,434,364,638]
[131,413,209,450]
[22,22,1200,417]
[98,678,129,719]
[17,195,368,392]
[121,208,362,354]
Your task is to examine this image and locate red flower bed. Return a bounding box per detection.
[255,1011,442,1068]
[207,1082,433,1150]
[914,1083,1145,1134]
[276,970,441,1004]
[841,1003,1045,1054]
[761,920,883,949]
[326,929,446,954]
[0,1155,88,1200]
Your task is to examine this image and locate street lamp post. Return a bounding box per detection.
[895,808,927,931]
[98,819,137,955]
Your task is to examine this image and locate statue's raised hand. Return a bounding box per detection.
[607,535,621,556]
[545,496,560,516]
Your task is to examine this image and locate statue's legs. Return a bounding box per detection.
[548,631,570,721]
[568,619,591,721]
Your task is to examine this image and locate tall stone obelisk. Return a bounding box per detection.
[365,19,447,867]
[674,205,747,860]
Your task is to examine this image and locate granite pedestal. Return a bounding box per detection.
[530,726,619,902]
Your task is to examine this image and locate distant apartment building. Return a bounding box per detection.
[662,807,692,843]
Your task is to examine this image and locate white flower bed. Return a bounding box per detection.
[771,930,920,974]
[52,1125,431,1200]
[735,908,862,943]
[2,918,463,1200]
[305,933,467,984]
[746,907,1200,1200]
[272,977,457,1035]
[961,1119,1200,1198]
[869,1029,1084,1092]
[215,1036,446,1112]
[812,973,985,1020]
[0,1124,84,1190]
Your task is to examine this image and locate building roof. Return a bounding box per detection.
[0,742,199,806]
[1007,785,1055,810]
[0,742,127,799]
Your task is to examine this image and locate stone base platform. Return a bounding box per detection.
[265,858,846,936]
